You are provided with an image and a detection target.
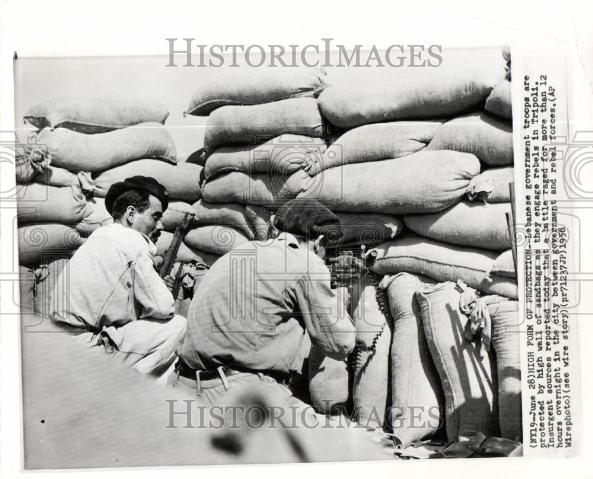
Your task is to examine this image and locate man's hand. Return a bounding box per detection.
[163,275,175,292]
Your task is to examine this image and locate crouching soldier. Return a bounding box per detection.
[50,176,186,377]
[173,199,356,423]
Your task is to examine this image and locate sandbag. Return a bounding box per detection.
[93,160,202,202]
[204,98,325,152]
[162,201,196,232]
[187,67,325,115]
[35,123,177,172]
[485,80,512,121]
[416,282,498,442]
[245,204,273,240]
[490,250,516,279]
[17,184,89,225]
[404,202,512,251]
[76,198,113,237]
[203,170,312,207]
[466,167,514,203]
[155,231,220,266]
[32,258,70,317]
[426,112,513,166]
[307,121,441,176]
[488,299,522,441]
[382,273,444,445]
[193,200,256,239]
[350,274,393,428]
[503,47,511,77]
[19,224,83,267]
[34,165,83,189]
[298,150,480,214]
[165,115,205,162]
[204,135,326,180]
[367,235,518,299]
[317,48,505,128]
[19,266,36,312]
[15,145,48,184]
[308,344,349,415]
[184,225,250,256]
[24,96,169,133]
[335,213,403,247]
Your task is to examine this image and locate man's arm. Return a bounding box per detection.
[295,259,356,359]
[133,252,175,320]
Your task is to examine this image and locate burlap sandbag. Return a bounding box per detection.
[485,79,512,121]
[76,198,113,237]
[382,273,444,445]
[93,160,202,202]
[307,121,441,176]
[466,167,514,203]
[31,258,70,317]
[298,150,480,214]
[317,48,505,129]
[154,231,219,266]
[245,204,273,241]
[165,115,205,163]
[426,112,513,166]
[19,224,83,267]
[367,235,518,299]
[202,169,312,207]
[34,165,82,189]
[184,225,250,256]
[203,98,325,152]
[308,344,350,415]
[17,184,89,225]
[416,282,498,442]
[161,201,196,232]
[404,202,512,251]
[489,250,516,279]
[187,66,325,115]
[488,299,522,441]
[204,135,326,180]
[24,96,169,133]
[350,274,393,428]
[35,123,177,172]
[15,145,48,184]
[193,200,256,239]
[19,266,36,312]
[335,213,403,247]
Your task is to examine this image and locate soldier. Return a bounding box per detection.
[50,176,186,377]
[173,199,356,421]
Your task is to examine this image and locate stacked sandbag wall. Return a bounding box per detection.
[16,96,194,312]
[15,48,521,447]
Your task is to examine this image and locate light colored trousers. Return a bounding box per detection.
[77,315,187,377]
[169,370,320,428]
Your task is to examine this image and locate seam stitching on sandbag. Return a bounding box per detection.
[420,291,459,441]
[377,255,488,274]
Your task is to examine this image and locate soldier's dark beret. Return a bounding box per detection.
[105,176,169,214]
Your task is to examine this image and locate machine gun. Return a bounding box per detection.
[159,211,195,298]
[326,245,372,289]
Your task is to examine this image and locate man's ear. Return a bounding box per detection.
[125,205,136,226]
[313,235,325,256]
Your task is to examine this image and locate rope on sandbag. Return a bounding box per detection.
[457,280,506,352]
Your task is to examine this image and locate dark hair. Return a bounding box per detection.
[110,189,151,219]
